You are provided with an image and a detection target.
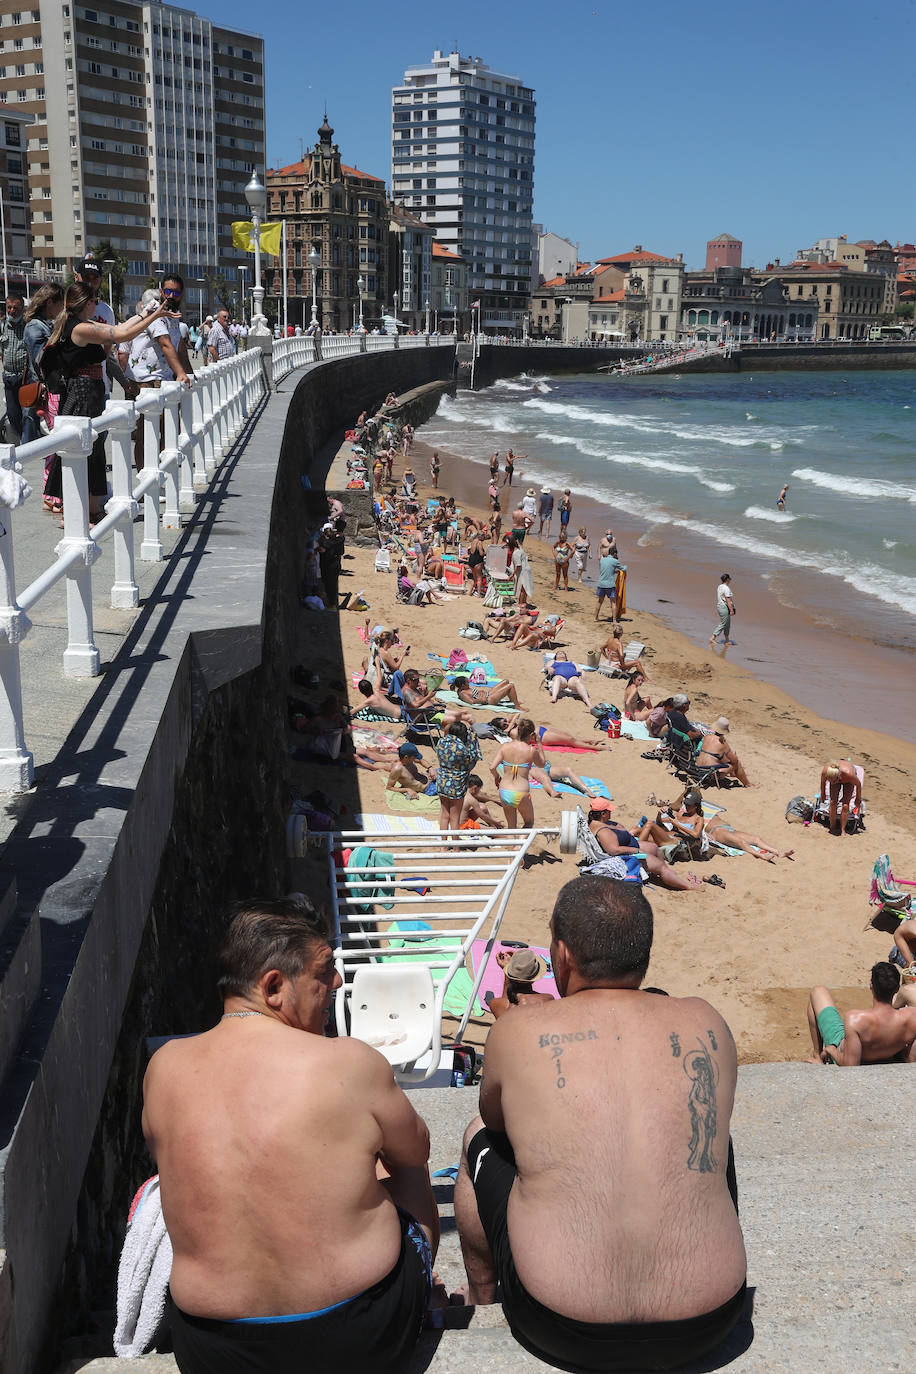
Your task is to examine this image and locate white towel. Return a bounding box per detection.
[113,1175,173,1358]
[0,462,31,508]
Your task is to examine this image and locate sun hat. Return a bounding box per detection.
[588,797,614,812]
[670,694,690,708]
[526,487,535,495]
[398,742,422,759]
[505,948,546,983]
[715,716,730,732]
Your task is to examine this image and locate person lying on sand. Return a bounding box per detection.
[354,679,402,721]
[589,798,707,891]
[386,743,436,801]
[486,609,532,643]
[819,759,862,836]
[489,714,611,752]
[704,813,794,862]
[511,617,561,652]
[461,776,505,828]
[696,719,751,787]
[452,674,527,711]
[485,948,555,1019]
[807,964,916,1065]
[547,651,593,709]
[531,762,601,799]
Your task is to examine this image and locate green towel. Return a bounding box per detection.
[388,791,439,812]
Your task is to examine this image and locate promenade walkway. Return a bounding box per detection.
[62,1062,911,1372]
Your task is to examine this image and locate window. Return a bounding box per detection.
[4,122,21,145]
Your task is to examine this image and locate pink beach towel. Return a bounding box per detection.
[471,940,558,1003]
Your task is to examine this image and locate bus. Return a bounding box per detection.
[867,325,907,341]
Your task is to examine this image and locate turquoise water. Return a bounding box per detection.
[422,369,916,652]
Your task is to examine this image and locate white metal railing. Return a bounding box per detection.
[271,332,455,381]
[0,349,264,791]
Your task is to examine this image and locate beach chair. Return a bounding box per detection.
[326,826,559,1080]
[387,672,443,744]
[374,548,391,573]
[596,641,646,679]
[666,727,734,789]
[442,561,466,591]
[870,854,915,918]
[813,765,866,833]
[484,544,508,579]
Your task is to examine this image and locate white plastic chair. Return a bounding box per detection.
[375,548,391,573]
[349,965,436,1070]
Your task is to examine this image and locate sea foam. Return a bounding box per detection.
[792,467,916,504]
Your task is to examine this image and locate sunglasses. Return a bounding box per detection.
[163,287,183,298]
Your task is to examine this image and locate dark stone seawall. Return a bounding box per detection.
[0,347,455,1373]
[648,345,916,374]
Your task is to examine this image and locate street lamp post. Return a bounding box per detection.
[103,257,116,319]
[237,265,249,323]
[308,243,320,330]
[424,297,430,334]
[356,273,365,333]
[393,289,399,334]
[243,169,271,348]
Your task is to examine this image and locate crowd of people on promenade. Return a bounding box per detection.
[119,385,915,1374]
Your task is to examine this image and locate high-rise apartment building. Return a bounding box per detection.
[0,102,34,276]
[0,0,264,300]
[391,49,535,335]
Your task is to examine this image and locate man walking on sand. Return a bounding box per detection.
[143,895,438,1374]
[710,573,736,647]
[455,877,747,1371]
[807,962,916,1065]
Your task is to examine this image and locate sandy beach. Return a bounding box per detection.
[293,426,916,1068]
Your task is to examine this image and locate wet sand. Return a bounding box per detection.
[417,434,916,743]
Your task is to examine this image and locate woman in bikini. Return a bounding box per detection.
[704,817,794,863]
[637,790,709,859]
[573,527,591,584]
[452,674,527,711]
[624,670,653,721]
[490,714,611,752]
[490,717,544,828]
[466,533,487,596]
[553,531,573,591]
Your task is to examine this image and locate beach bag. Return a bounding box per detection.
[425,671,444,693]
[459,621,484,640]
[586,647,600,669]
[469,665,488,685]
[785,795,813,825]
[446,648,468,670]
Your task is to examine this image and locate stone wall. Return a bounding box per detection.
[0,346,456,1373]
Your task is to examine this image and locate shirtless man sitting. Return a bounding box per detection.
[143,895,438,1374]
[696,718,751,787]
[386,742,435,800]
[819,759,862,836]
[455,878,747,1369]
[355,678,402,721]
[807,962,916,1065]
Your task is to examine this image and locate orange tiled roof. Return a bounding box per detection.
[597,250,671,265]
[572,262,593,276]
[592,291,625,303]
[268,157,384,183]
[432,242,463,260]
[542,275,565,288]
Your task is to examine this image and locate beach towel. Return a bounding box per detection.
[552,776,612,800]
[355,814,438,834]
[352,728,400,753]
[542,743,605,755]
[113,1176,172,1357]
[620,719,652,741]
[353,706,400,723]
[386,923,485,1018]
[388,791,439,813]
[470,939,559,1002]
[435,689,514,711]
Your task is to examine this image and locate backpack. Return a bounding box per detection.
[785,795,813,825]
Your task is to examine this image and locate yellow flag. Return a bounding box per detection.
[258,222,282,256]
[231,220,256,252]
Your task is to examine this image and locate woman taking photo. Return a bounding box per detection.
[22,284,64,509]
[43,284,177,524]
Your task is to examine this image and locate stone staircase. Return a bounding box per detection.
[60,1062,913,1373]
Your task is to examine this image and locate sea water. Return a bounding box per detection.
[420,369,916,654]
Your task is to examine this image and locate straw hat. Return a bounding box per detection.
[505,948,546,983]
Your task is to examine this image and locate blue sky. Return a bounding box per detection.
[220,0,915,271]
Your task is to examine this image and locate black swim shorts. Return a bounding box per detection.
[168,1207,432,1374]
[466,1127,746,1373]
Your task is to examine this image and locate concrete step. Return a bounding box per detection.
[61,1062,913,1373]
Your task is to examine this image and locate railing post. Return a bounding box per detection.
[0,446,34,790]
[161,384,182,530]
[212,364,227,460]
[190,379,209,488]
[178,386,197,511]
[58,417,102,675]
[140,394,164,562]
[106,402,140,608]
[199,369,216,477]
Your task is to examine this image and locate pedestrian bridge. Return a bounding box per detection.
[0,336,455,1373]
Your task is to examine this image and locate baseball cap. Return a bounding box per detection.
[715,716,730,733]
[683,789,703,807]
[398,742,422,759]
[588,797,614,812]
[670,694,690,708]
[505,948,546,983]
[75,255,102,276]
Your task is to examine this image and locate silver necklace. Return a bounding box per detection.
[221,1010,266,1020]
